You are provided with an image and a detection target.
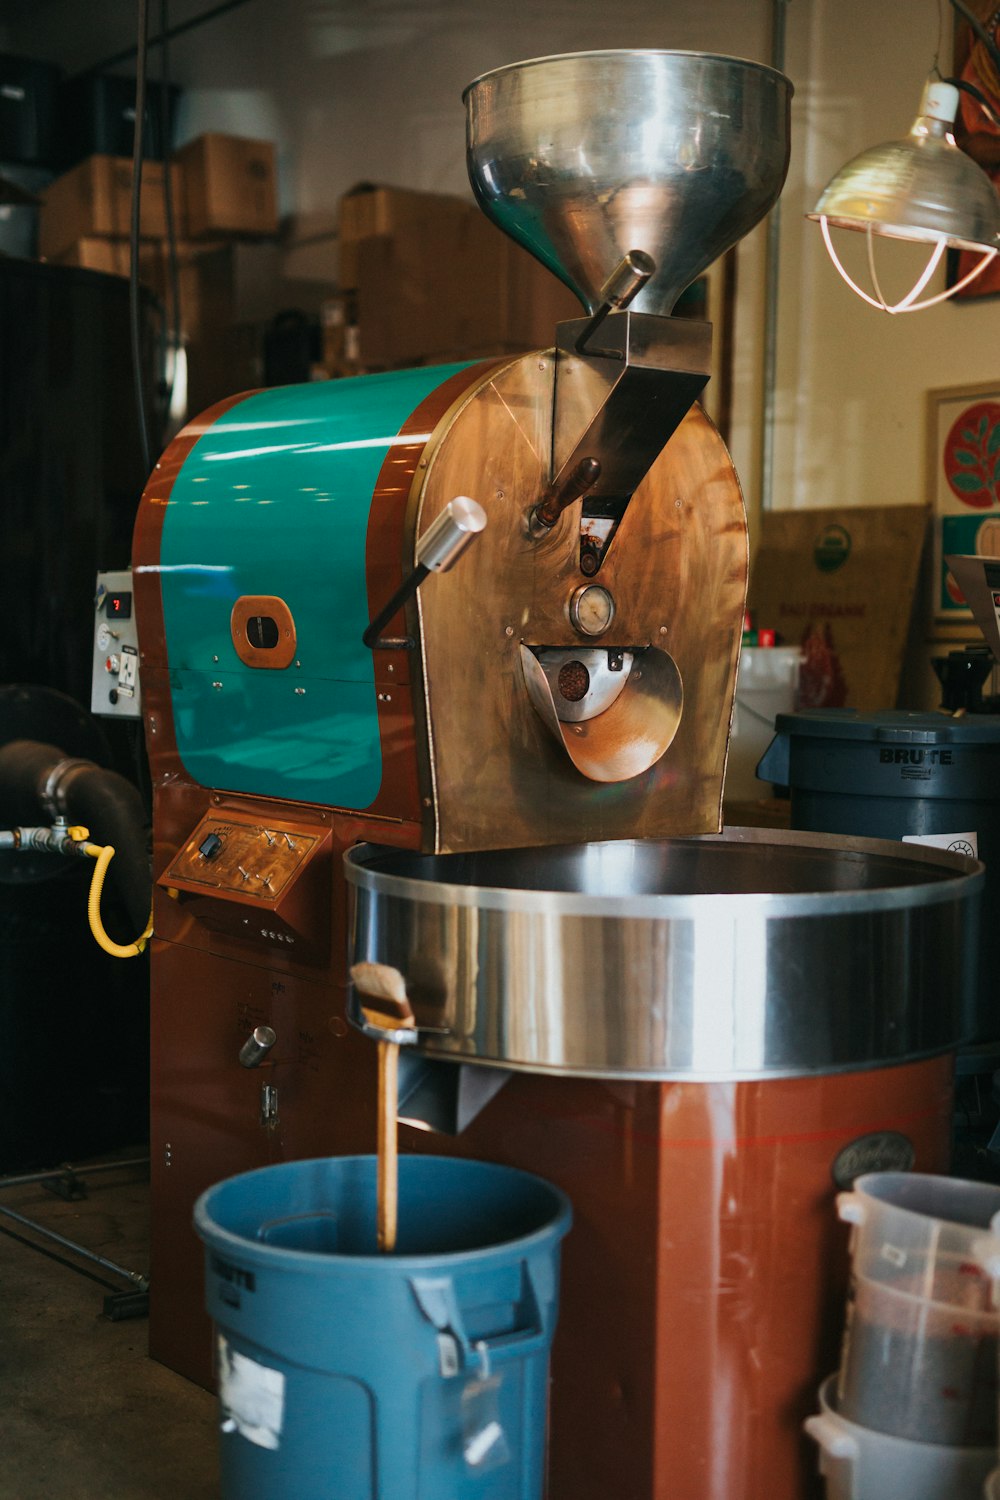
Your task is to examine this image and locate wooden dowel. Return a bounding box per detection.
[377,1039,399,1252]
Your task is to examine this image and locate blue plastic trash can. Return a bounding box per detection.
[194,1154,572,1500]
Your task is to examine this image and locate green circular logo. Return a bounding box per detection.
[814,524,851,573]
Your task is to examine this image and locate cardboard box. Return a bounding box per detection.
[748,505,928,711]
[339,181,474,289]
[174,133,277,239]
[280,209,340,285]
[186,323,261,416]
[187,241,282,328]
[504,239,582,346]
[54,238,234,332]
[39,154,166,258]
[173,242,330,342]
[281,231,338,284]
[354,214,580,368]
[49,235,165,283]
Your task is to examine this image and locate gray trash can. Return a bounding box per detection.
[759,709,998,1036]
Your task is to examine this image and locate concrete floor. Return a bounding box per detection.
[1,1155,219,1500]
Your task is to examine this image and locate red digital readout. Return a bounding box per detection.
[105,592,132,620]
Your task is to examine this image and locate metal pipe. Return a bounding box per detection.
[0,1202,149,1290]
[760,0,790,516]
[74,0,257,76]
[0,1157,149,1192]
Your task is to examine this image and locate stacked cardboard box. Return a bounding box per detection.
[39,136,278,257]
[40,155,169,255]
[333,182,581,373]
[173,134,278,240]
[40,165,585,410]
[39,135,290,413]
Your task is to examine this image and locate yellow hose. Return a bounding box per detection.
[83,843,154,959]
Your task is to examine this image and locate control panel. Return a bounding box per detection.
[91,569,142,719]
[158,808,333,961]
[164,816,320,902]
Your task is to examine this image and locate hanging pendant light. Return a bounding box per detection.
[807,79,1000,312]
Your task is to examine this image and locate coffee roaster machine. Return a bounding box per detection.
[133,52,983,1500]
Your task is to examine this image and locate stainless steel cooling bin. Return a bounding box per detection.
[345,827,984,1080]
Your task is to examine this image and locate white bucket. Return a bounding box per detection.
[805,1376,995,1500]
[726,646,801,802]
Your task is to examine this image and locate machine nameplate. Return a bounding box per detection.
[164,815,320,903]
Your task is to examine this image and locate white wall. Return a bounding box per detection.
[775,0,1000,514]
[10,0,996,527]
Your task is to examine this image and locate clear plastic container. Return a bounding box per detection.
[974,1210,1000,1475]
[838,1272,998,1445]
[725,645,802,801]
[835,1173,1000,1445]
[838,1174,1000,1305]
[805,1376,996,1500]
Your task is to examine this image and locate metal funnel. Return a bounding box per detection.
[465,50,792,316]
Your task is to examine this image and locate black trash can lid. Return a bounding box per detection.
[773,708,1000,746]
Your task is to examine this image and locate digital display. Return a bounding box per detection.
[106,592,132,620]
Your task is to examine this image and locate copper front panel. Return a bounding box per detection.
[147,794,423,1387]
[411,357,749,851]
[401,1053,954,1500]
[149,938,380,1386]
[151,896,953,1496]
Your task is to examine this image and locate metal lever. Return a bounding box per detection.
[239,1025,276,1068]
[530,456,602,535]
[362,496,487,649]
[575,249,656,358]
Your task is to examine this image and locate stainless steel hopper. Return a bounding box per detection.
[464,51,793,594]
[465,49,793,316]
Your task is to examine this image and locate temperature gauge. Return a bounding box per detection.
[569,584,615,637]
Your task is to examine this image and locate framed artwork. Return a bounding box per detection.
[673,247,737,442]
[928,381,1000,619]
[948,1,1000,300]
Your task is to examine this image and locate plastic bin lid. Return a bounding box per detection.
[773,708,1000,746]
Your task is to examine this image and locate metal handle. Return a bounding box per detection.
[238,1025,276,1068]
[803,1414,858,1474]
[363,497,487,649]
[530,456,601,534]
[410,1262,545,1377]
[415,495,487,572]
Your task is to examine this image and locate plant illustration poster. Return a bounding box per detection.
[930,386,1000,617]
